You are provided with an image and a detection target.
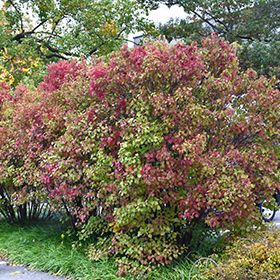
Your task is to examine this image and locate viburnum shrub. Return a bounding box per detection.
[0,60,88,223]
[40,34,279,275]
[0,34,279,275]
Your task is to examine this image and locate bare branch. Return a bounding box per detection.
[190,9,222,33]
[31,19,49,33]
[203,10,229,32]
[12,19,49,41]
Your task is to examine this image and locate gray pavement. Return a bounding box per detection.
[0,261,66,280]
[273,210,280,228]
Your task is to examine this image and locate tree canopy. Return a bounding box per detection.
[0,0,154,86]
[140,0,280,80]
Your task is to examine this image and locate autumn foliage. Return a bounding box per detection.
[0,34,279,275]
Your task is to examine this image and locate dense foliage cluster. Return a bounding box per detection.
[0,35,279,275]
[141,0,280,81]
[206,228,280,280]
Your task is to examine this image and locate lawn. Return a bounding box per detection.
[0,221,205,280]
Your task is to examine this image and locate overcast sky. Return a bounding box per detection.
[127,4,187,44]
[148,4,187,24]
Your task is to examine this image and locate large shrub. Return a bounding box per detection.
[42,35,279,275]
[0,35,279,275]
[0,61,87,223]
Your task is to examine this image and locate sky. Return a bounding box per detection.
[148,4,187,24]
[128,3,187,45]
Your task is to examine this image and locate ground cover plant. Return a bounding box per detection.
[0,34,279,276]
[206,227,280,280]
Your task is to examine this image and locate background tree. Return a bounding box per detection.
[0,0,154,86]
[140,0,280,80]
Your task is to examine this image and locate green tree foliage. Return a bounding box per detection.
[0,0,153,86]
[140,0,280,80]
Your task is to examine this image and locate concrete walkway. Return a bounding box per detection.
[0,261,66,280]
[273,210,280,228]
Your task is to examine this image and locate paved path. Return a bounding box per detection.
[0,261,66,280]
[273,210,280,228]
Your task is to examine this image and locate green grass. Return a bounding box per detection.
[0,220,205,280]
